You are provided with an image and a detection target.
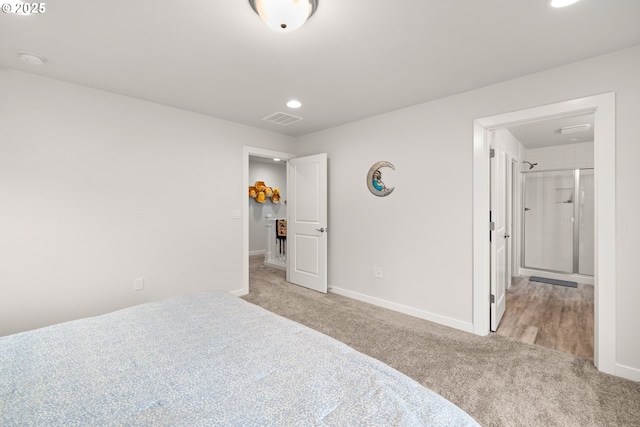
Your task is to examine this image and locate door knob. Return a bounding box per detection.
[504,233,510,239]
[316,227,326,233]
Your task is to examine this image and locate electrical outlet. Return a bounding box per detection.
[134,277,144,291]
[373,267,383,279]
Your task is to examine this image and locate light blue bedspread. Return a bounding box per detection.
[0,291,479,426]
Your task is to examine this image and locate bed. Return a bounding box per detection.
[0,291,479,426]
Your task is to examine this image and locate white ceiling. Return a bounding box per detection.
[1,1,639,137]
[250,155,286,164]
[508,113,595,149]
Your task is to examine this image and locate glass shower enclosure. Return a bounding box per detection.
[522,168,594,276]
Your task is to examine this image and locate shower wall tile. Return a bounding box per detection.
[586,145,594,164]
[525,141,594,171]
[575,144,588,168]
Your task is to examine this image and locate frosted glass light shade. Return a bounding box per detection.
[250,0,317,33]
[550,0,580,7]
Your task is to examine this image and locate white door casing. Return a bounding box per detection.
[510,159,518,284]
[490,142,507,331]
[287,153,328,293]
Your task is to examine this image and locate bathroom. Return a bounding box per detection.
[495,113,595,359]
[518,117,594,284]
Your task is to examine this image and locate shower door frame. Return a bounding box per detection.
[520,167,594,280]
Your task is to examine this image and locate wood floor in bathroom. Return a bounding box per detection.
[495,276,594,360]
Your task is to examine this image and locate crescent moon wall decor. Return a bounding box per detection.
[367,161,395,197]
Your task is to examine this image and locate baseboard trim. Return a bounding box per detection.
[249,250,266,256]
[616,363,640,382]
[264,261,286,271]
[229,288,247,297]
[329,286,474,334]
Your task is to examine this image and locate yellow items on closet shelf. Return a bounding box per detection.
[272,188,280,203]
[254,181,266,192]
[249,181,280,203]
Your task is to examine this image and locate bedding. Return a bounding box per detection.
[0,291,479,426]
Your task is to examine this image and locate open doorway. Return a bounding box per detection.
[248,155,288,295]
[242,147,295,296]
[242,148,329,296]
[248,156,288,269]
[492,114,596,360]
[472,93,617,375]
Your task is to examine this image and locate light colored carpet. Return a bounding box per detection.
[242,256,640,427]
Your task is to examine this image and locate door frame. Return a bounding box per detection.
[509,157,519,286]
[472,93,616,375]
[239,146,295,296]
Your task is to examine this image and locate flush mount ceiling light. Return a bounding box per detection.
[559,124,591,134]
[18,51,46,66]
[550,0,581,8]
[286,100,302,109]
[248,0,318,33]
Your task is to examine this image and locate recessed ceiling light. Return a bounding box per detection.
[550,0,581,8]
[18,51,46,65]
[286,100,302,109]
[273,158,281,162]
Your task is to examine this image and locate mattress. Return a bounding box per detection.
[0,291,479,426]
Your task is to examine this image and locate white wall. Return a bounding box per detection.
[0,69,295,336]
[248,159,287,254]
[295,45,640,378]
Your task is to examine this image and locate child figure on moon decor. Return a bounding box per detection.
[366,161,395,197]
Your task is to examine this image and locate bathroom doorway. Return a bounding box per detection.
[496,114,595,359]
[472,93,617,374]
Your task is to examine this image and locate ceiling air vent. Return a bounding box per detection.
[262,112,304,126]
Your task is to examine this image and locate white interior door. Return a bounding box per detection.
[286,153,328,293]
[490,144,507,332]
